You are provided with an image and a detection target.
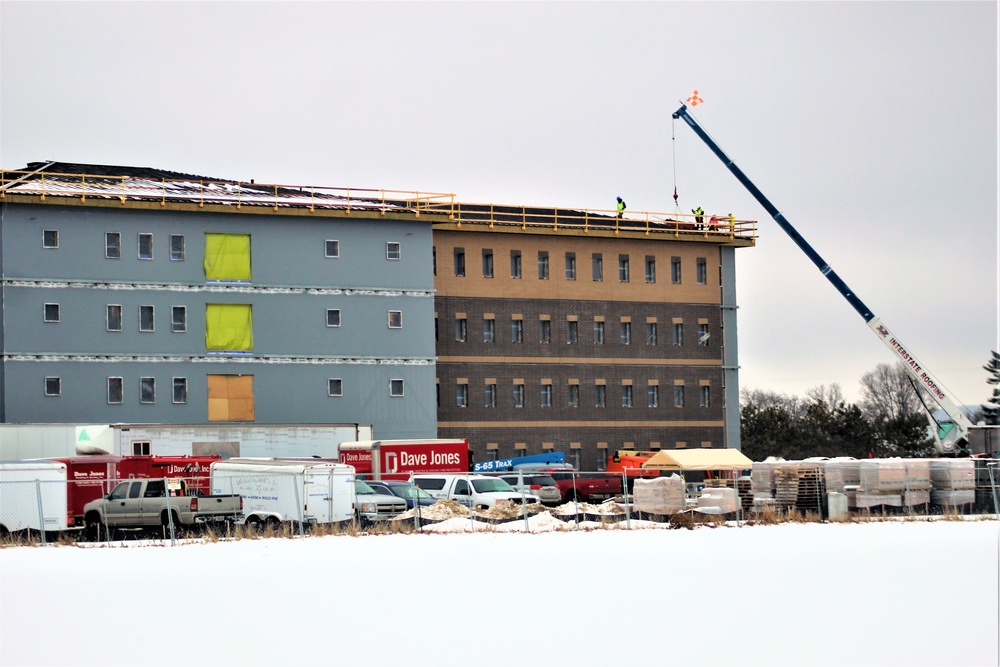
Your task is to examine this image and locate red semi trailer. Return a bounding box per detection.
[339,439,469,480]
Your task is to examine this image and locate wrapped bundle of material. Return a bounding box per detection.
[903,489,931,507]
[844,485,859,509]
[931,489,975,507]
[774,463,825,513]
[751,461,779,496]
[697,487,740,514]
[824,459,860,492]
[930,459,976,490]
[903,459,932,491]
[855,492,902,509]
[860,460,907,492]
[632,475,685,515]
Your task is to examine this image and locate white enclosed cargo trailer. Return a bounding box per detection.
[0,460,70,534]
[210,458,356,527]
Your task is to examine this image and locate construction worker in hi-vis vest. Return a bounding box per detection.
[616,196,626,219]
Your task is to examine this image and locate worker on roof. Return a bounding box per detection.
[616,196,626,219]
[692,205,705,229]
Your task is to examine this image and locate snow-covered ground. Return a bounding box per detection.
[1,518,997,667]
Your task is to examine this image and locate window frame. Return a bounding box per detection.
[325,240,340,258]
[620,321,632,345]
[107,377,124,404]
[485,383,497,408]
[510,250,522,279]
[453,247,466,277]
[674,385,685,408]
[388,310,403,329]
[386,242,401,261]
[700,385,711,408]
[565,252,577,280]
[512,384,525,408]
[566,320,579,344]
[673,322,684,346]
[595,384,607,408]
[594,321,605,345]
[648,385,660,408]
[618,254,630,282]
[539,319,551,344]
[105,232,121,259]
[139,305,154,332]
[538,251,550,280]
[172,377,188,404]
[483,317,495,343]
[140,377,156,404]
[138,233,154,260]
[671,256,682,284]
[592,253,603,281]
[621,384,634,408]
[455,317,468,342]
[170,234,185,261]
[482,249,494,278]
[328,378,343,397]
[43,229,59,249]
[456,383,469,408]
[698,323,710,346]
[646,322,658,346]
[107,304,123,332]
[511,319,523,344]
[171,306,187,333]
[696,257,708,285]
[44,377,61,397]
[645,256,656,283]
[567,384,580,408]
[43,303,60,323]
[390,379,405,397]
[540,384,553,408]
[326,309,342,328]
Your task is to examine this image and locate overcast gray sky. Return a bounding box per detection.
[2,1,997,406]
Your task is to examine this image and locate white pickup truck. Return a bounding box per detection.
[412,474,540,509]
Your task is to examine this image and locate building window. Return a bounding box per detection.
[388,311,403,329]
[387,242,401,260]
[483,317,495,343]
[43,229,59,248]
[432,247,437,276]
[326,240,340,258]
[327,309,341,327]
[618,254,630,282]
[697,257,707,284]
[567,384,580,408]
[671,256,682,284]
[511,319,523,343]
[106,232,121,259]
[592,253,603,281]
[595,385,607,408]
[139,306,154,332]
[673,322,684,346]
[390,379,405,397]
[44,377,61,397]
[452,247,465,276]
[108,377,123,404]
[140,377,156,404]
[512,384,525,408]
[204,233,251,281]
[485,384,497,408]
[620,322,631,345]
[455,318,468,342]
[44,303,60,323]
[538,251,549,280]
[456,383,469,408]
[565,252,576,280]
[170,235,185,261]
[173,377,188,404]
[648,385,659,408]
[593,321,605,345]
[540,384,553,408]
[674,385,685,408]
[171,306,187,333]
[566,320,579,344]
[645,256,656,283]
[328,378,343,396]
[482,249,494,278]
[510,250,522,278]
[132,441,151,456]
[646,322,658,345]
[698,323,710,346]
[700,385,711,408]
[622,385,634,408]
[539,319,551,344]
[107,305,122,332]
[138,233,153,260]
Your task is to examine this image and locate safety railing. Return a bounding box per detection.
[0,169,456,217]
[433,201,757,241]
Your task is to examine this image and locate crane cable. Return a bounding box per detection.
[671,115,680,214]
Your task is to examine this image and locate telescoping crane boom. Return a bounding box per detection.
[672,104,974,454]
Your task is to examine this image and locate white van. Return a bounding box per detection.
[0,460,69,534]
[412,474,540,509]
[210,458,355,527]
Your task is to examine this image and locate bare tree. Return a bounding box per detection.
[805,383,845,408]
[740,387,805,419]
[859,363,922,422]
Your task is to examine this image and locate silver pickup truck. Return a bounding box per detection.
[84,478,242,539]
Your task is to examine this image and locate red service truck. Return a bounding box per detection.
[339,439,469,480]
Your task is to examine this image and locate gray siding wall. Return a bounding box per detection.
[1,203,437,438]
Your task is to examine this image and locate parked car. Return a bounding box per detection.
[366,480,436,509]
[354,480,408,523]
[498,473,562,506]
[412,474,540,509]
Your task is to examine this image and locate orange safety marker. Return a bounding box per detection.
[687,89,704,106]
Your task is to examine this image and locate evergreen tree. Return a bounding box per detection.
[983,350,1000,426]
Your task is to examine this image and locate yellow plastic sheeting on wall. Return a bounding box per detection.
[204,233,251,281]
[205,304,253,351]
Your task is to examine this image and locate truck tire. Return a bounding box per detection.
[564,488,579,503]
[85,513,103,541]
[161,510,184,537]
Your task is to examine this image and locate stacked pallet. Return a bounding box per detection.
[632,475,686,515]
[930,459,976,508]
[902,459,932,507]
[857,460,906,509]
[824,459,860,508]
[774,464,825,514]
[751,461,780,509]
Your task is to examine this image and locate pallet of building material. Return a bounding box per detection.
[855,492,902,509]
[774,464,825,513]
[902,489,930,507]
[903,459,932,491]
[929,459,976,490]
[931,489,975,507]
[632,475,685,515]
[823,458,860,492]
[751,461,780,496]
[859,460,907,492]
[737,477,753,513]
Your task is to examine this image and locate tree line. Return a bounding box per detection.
[739,352,999,461]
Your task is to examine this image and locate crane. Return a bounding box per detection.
[672,103,974,454]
